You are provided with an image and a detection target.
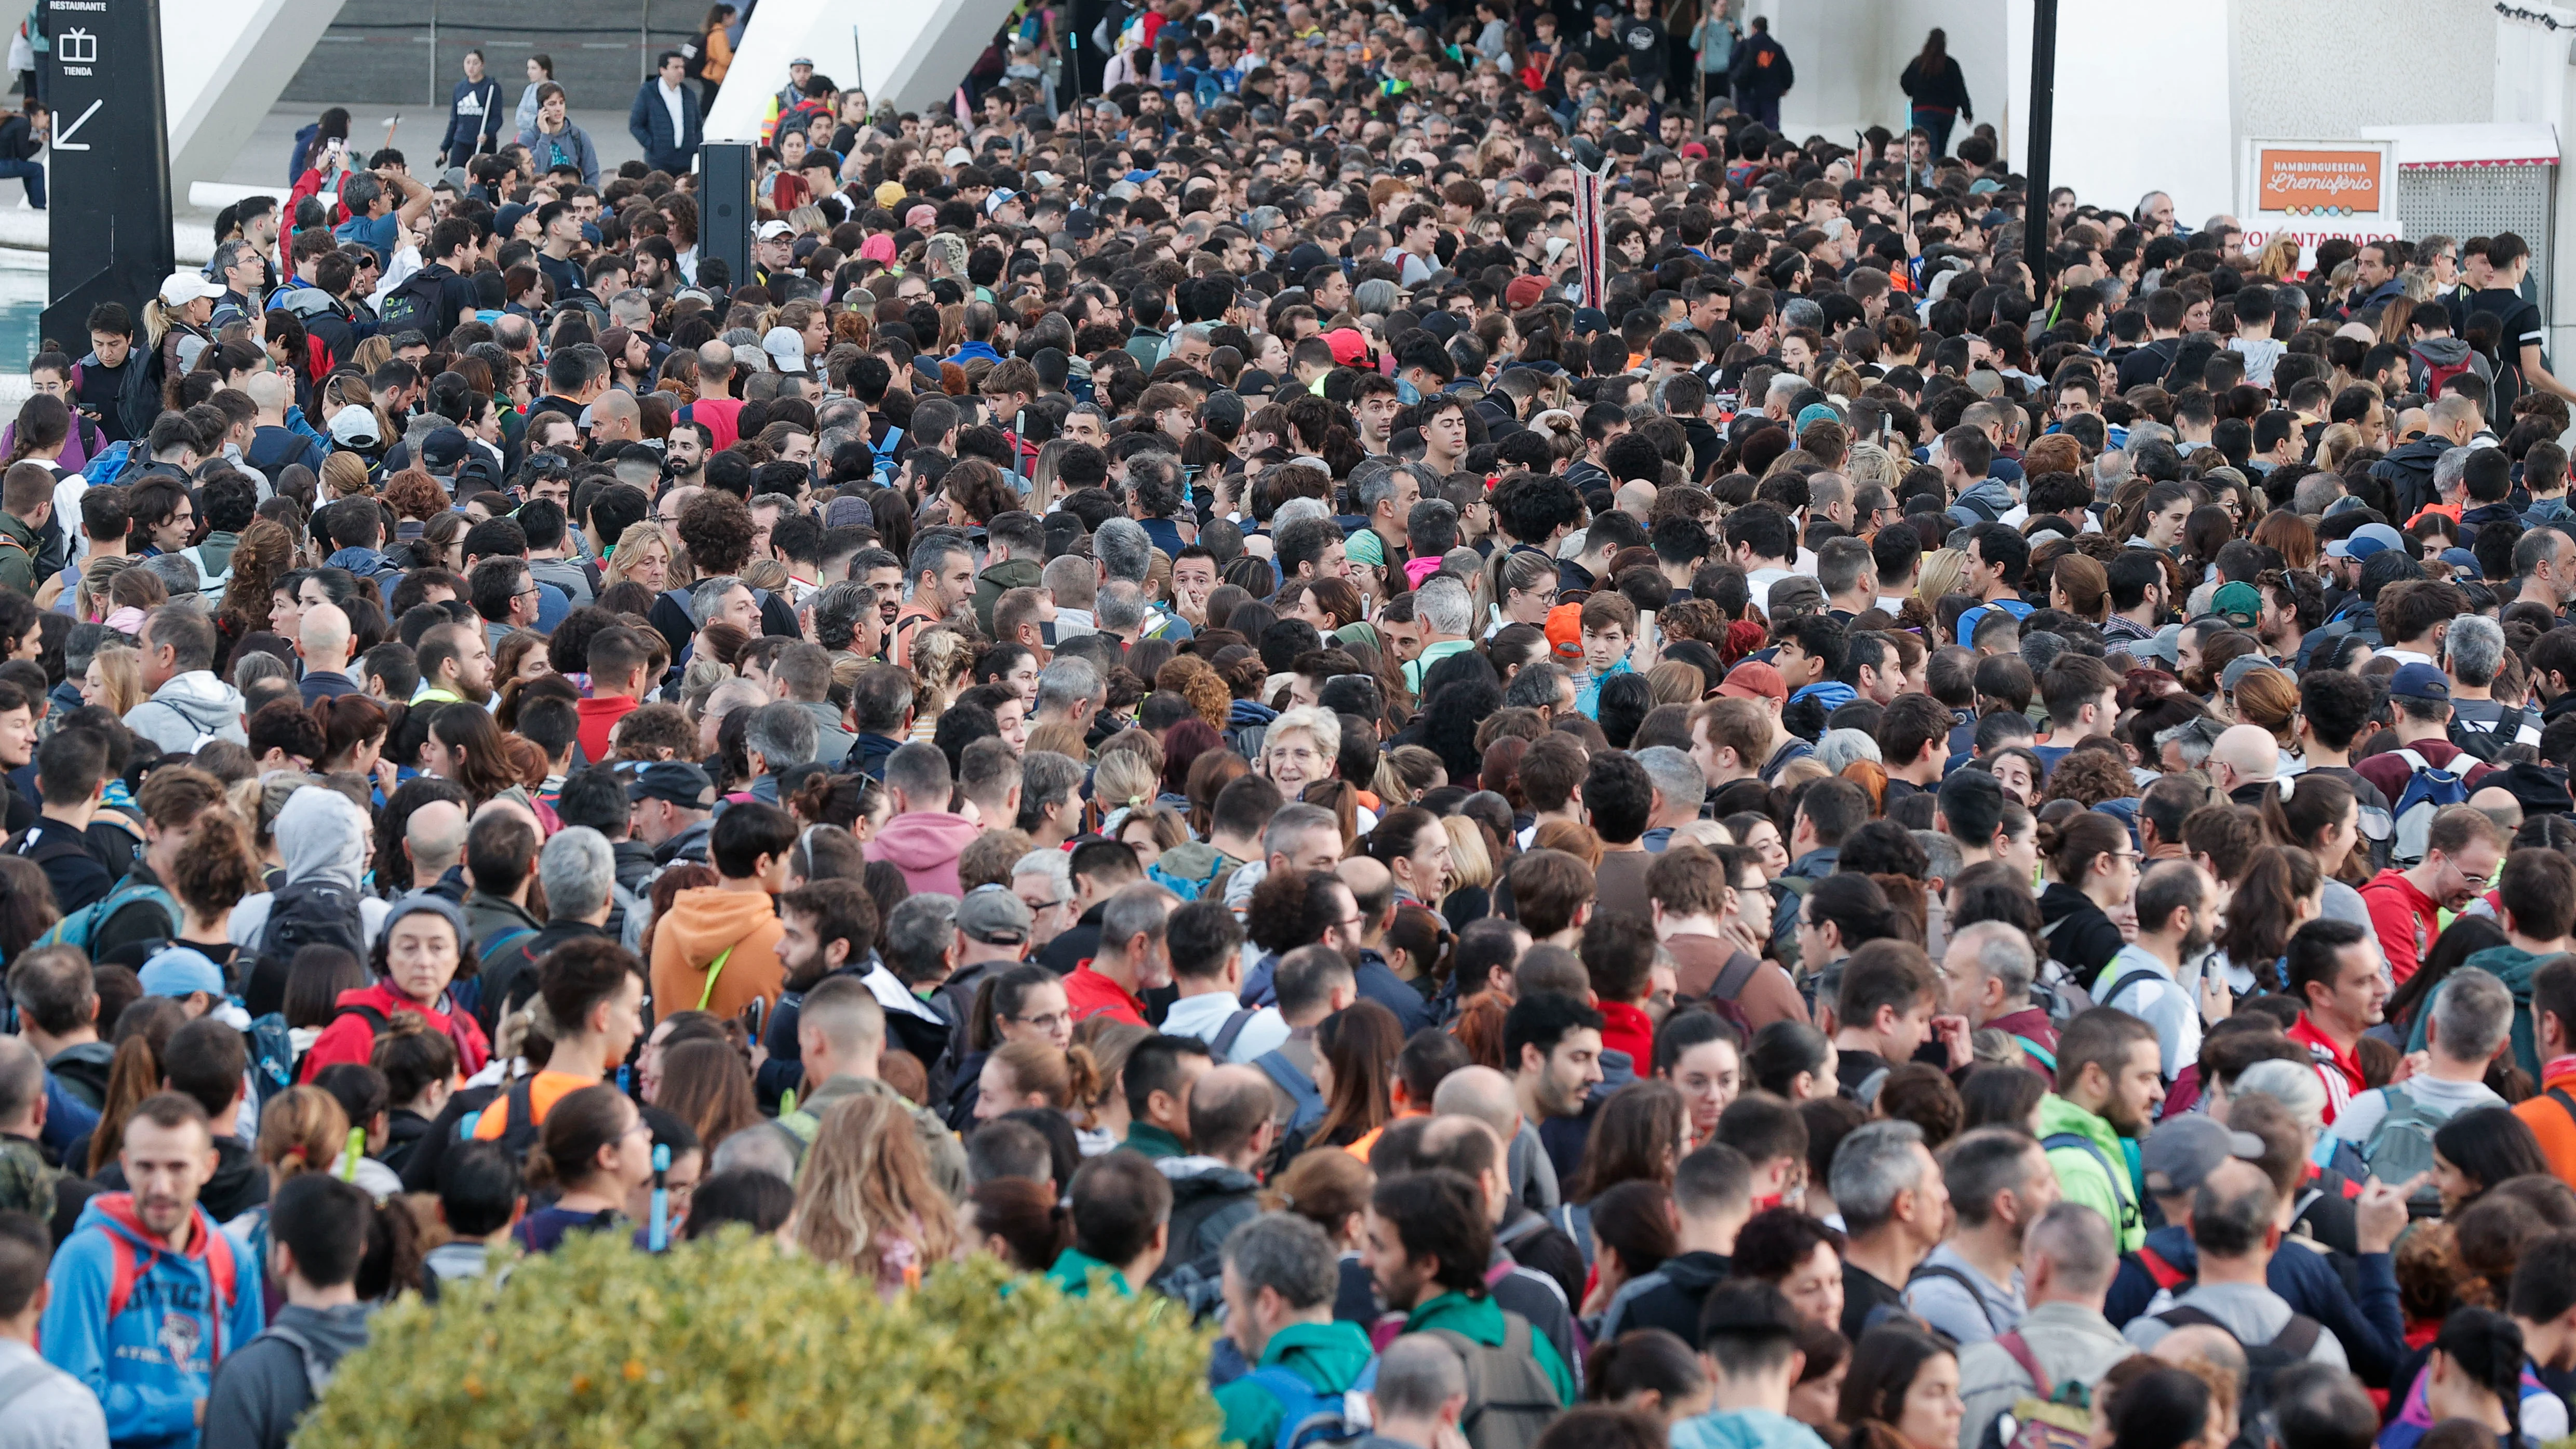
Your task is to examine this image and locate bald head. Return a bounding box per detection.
[1616,480,1657,522]
[591,388,641,440]
[2152,1322,2248,1391]
[299,601,351,668]
[245,371,293,414]
[698,340,734,374]
[1431,1064,1519,1140]
[2207,724,2277,784]
[405,799,468,879]
[1337,855,1393,923]
[1187,1063,1276,1164]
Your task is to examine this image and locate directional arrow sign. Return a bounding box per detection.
[48,99,101,152]
[42,0,173,365]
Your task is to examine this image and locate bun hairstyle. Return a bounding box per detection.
[369,1008,460,1106]
[257,1085,352,1182]
[967,1174,1071,1271]
[2036,808,2128,883]
[522,1082,637,1191]
[1585,1329,1707,1413]
[987,1039,1100,1113]
[968,962,1062,1052]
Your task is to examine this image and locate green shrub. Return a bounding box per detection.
[297,1232,1224,1449]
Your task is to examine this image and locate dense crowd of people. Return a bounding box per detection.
[0,7,2568,1449]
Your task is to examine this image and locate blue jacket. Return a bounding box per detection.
[627,79,704,173]
[2103,1223,2407,1384]
[42,1192,264,1449]
[439,77,505,158]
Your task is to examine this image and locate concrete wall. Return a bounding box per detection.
[706,0,1016,138]
[279,0,694,110]
[2232,0,2492,141]
[1750,0,2008,150]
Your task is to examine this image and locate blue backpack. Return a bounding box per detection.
[246,1012,298,1105]
[77,441,133,485]
[1242,1363,1378,1449]
[1253,1050,1323,1134]
[35,872,176,953]
[2388,747,2472,866]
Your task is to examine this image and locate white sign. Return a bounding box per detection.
[2238,137,2401,273]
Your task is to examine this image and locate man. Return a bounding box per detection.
[2041,1009,2162,1251]
[411,623,494,707]
[123,611,246,752]
[628,51,704,176]
[1596,1143,1752,1347]
[2513,956,2576,1178]
[42,1093,264,1449]
[1211,1213,1377,1449]
[2118,1160,2347,1366]
[2447,614,2543,752]
[1158,900,1277,1063]
[1364,1171,1573,1421]
[1904,1129,2059,1345]
[647,800,792,1021]
[892,534,976,668]
[864,743,980,897]
[628,761,714,869]
[1651,846,1803,1031]
[1150,1063,1273,1297]
[1951,1202,2132,1449]
[767,974,968,1195]
[2095,862,2221,1082]
[1254,946,1359,1135]
[200,1174,370,1449]
[2286,918,2391,1124]
[2030,654,2121,771]
[1670,1280,1831,1449]
[1829,941,1944,1101]
[1829,1119,1950,1343]
[1045,1152,1171,1299]
[1507,994,1603,1149]
[1403,579,1477,695]
[10,729,114,912]
[1944,921,2058,1081]
[1361,1338,1470,1449]
[1063,882,1176,1029]
[293,604,358,707]
[2334,966,2512,1192]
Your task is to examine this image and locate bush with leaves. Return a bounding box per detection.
[296,1231,1224,1449]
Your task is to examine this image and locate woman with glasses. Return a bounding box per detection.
[2034,810,2136,989]
[944,962,1071,1130]
[514,1083,659,1253]
[1491,549,1559,634]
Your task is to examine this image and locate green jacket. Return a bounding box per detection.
[1215,1320,1378,1448]
[1403,1291,1575,1407]
[972,556,1043,637]
[772,1072,969,1200]
[2428,944,2547,1078]
[0,510,36,596]
[1125,1122,1187,1161]
[2038,1092,2141,1250]
[1403,637,1477,693]
[1045,1246,1133,1298]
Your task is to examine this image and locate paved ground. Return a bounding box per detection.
[218,104,651,190]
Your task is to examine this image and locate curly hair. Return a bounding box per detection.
[380,468,447,521]
[1155,654,1233,732]
[677,489,757,574]
[218,517,295,637]
[2039,746,2136,809]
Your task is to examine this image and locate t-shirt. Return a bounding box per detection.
[2330,1074,2505,1146]
[2471,286,2546,408]
[333,212,401,264]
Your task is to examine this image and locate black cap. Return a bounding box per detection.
[627,760,716,809]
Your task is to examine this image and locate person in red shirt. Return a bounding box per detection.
[1061,881,1176,1029]
[572,623,652,763]
[1580,914,1659,1068]
[2286,917,2389,1125]
[2360,803,2506,984]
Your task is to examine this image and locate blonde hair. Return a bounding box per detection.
[2314,423,2365,477]
[1845,443,1900,492]
[989,1039,1101,1111]
[258,1086,352,1182]
[1915,547,1968,606]
[1093,750,1159,819]
[789,1093,959,1285]
[89,643,144,717]
[321,451,373,500]
[1442,815,1495,891]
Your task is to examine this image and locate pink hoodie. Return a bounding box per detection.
[863,811,983,897]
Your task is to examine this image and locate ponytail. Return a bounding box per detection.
[1063,1044,1102,1111]
[358,1196,425,1302]
[88,1000,188,1176]
[523,1082,635,1191]
[257,1086,351,1183]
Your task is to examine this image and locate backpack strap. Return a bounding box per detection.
[331,1002,390,1037]
[1907,1262,2005,1331]
[695,945,737,1011]
[1209,1007,1260,1060]
[1994,1331,2050,1398]
[103,1233,138,1323]
[2041,1131,2131,1218]
[2013,1035,2058,1071]
[2154,1303,2226,1334]
[2272,1314,2322,1358]
[2136,1244,2192,1291]
[1710,951,1761,1002]
[2549,1087,2576,1133]
[251,1321,335,1398]
[0,1359,64,1417]
[2099,968,2169,1013]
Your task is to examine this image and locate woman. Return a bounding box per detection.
[145,270,218,396]
[691,11,733,111]
[1734,1206,1845,1329]
[517,82,599,186]
[2034,811,2132,986]
[297,895,491,1083]
[422,702,525,811]
[1726,813,1790,878]
[313,693,391,792]
[1558,1080,1686,1269]
[1748,1021,1837,1102]
[82,643,144,718]
[791,1093,961,1297]
[1587,1330,1709,1427]
[1656,1012,1743,1147]
[2380,1306,2560,1449]
[2209,844,2322,995]
[654,1038,762,1155]
[2262,775,2369,925]
[515,1083,655,1251]
[971,1039,1099,1130]
[223,1086,350,1273]
[1838,1324,1963,1449]
[947,962,1071,1126]
[2431,1108,2553,1216]
[965,1175,1068,1272]
[605,520,675,595]
[1585,1179,1679,1323]
[1491,551,1559,635]
[1796,875,1900,981]
[513,55,555,144]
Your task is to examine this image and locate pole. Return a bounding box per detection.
[427,0,439,108]
[2023,0,2056,278]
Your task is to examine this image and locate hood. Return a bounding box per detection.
[147,671,247,730]
[2463,944,2545,991]
[2414,337,2472,366]
[2037,1090,2123,1159]
[1230,698,1279,726]
[979,557,1042,588]
[655,887,782,966]
[1789,680,1856,710]
[1660,1249,1733,1292]
[267,1302,372,1367]
[1672,1410,1835,1449]
[1157,840,1233,881]
[1947,476,2017,524]
[1157,1156,1262,1198]
[278,783,370,888]
[325,546,387,571]
[73,1190,224,1267]
[868,812,983,869]
[2389,435,2449,465]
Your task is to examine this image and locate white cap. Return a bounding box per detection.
[327,406,381,448]
[760,326,809,373]
[942,146,973,167]
[754,219,794,241]
[158,271,224,306]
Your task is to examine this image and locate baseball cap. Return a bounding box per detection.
[420,427,471,471]
[627,760,717,809]
[2441,547,2483,579]
[754,219,795,241]
[874,181,907,209]
[2219,654,2273,693]
[943,146,974,168]
[1065,208,1100,240]
[2326,521,2406,561]
[1719,661,1787,703]
[1545,602,1584,661]
[2141,1115,2264,1197]
[958,886,1037,946]
[984,188,1021,216]
[761,326,809,373]
[159,271,223,306]
[1323,328,1370,367]
[789,55,813,65]
[327,407,381,449]
[140,949,227,1001]
[1570,307,1612,337]
[2390,663,2452,703]
[1506,275,1547,310]
[2210,580,2261,628]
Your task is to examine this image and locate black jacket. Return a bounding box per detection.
[200,1304,371,1449]
[1602,1249,1731,1347]
[2371,435,2449,522]
[1898,54,1971,113]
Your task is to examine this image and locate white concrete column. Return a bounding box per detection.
[163,0,347,189]
[707,0,1018,143]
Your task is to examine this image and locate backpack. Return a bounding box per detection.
[2151,1304,2323,1449]
[1242,1363,1380,1449]
[1418,1314,1563,1449]
[1209,1006,1262,1060]
[1907,1261,2004,1334]
[458,1072,544,1165]
[2421,350,2474,398]
[2450,705,2538,763]
[375,267,449,334]
[1689,952,1759,1040]
[76,440,132,486]
[249,1317,341,1400]
[2358,1085,2452,1214]
[246,1011,297,1106]
[104,1211,242,1363]
[1971,1331,2097,1449]
[250,881,370,997]
[2097,965,2171,1020]
[2388,748,2472,866]
[1254,1049,1324,1135]
[34,870,177,954]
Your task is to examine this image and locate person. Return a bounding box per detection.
[1151,1063,1270,1294]
[1831,1120,1949,1344]
[649,800,793,1021]
[788,1092,961,1298]
[1951,1202,2131,1449]
[0,102,49,211]
[295,895,490,1084]
[1596,1142,1752,1347]
[1210,1212,1378,1449]
[2094,862,2222,1082]
[1896,31,1969,157]
[1902,1129,2056,1345]
[1837,1323,1964,1449]
[42,1093,264,1449]
[766,975,968,1198]
[438,50,505,166]
[199,1175,371,1449]
[2333,967,2512,1201]
[0,1209,104,1449]
[1669,1280,1833,1449]
[1364,1168,1575,1419]
[513,1084,654,1252]
[2120,1159,2346,1366]
[1046,1150,1171,1298]
[2040,1009,2161,1251]
[628,51,705,177]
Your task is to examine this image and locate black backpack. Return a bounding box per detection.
[2450,705,2538,763]
[375,267,449,335]
[251,880,369,994]
[2153,1304,2323,1449]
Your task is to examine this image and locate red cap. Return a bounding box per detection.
[1505,275,1547,309]
[1324,328,1370,366]
[1681,142,1709,158]
[1545,601,1585,661]
[1718,661,1787,702]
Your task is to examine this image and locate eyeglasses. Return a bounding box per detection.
[1008,1011,1069,1032]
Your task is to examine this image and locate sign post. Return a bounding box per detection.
[2239,139,2399,273]
[41,0,175,351]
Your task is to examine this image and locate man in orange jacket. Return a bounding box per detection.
[2513,955,2576,1187]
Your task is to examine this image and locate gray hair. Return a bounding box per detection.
[2292,474,2345,516]
[2433,445,2474,498]
[1352,461,1400,514]
[1097,881,1177,962]
[907,532,972,596]
[233,649,294,692]
[1094,517,1153,584]
[1035,658,1102,717]
[1502,661,1569,713]
[2430,965,2515,1065]
[2026,1199,2118,1293]
[1816,536,1872,597]
[807,580,871,652]
[1264,802,1340,861]
[537,825,615,923]
[1352,278,1399,315]
[1414,575,1473,637]
[2230,1057,2326,1130]
[1914,829,1963,887]
[1948,919,2034,1003]
[1815,728,1882,774]
[689,574,746,627]
[2446,613,2506,688]
[882,893,961,986]
[1015,750,1085,834]
[1635,746,1706,817]
[1373,1335,1468,1420]
[743,700,820,769]
[710,1123,798,1180]
[144,554,205,598]
[1829,1119,1931,1237]
[1222,1212,1339,1309]
[1941,1126,2045,1228]
[1011,847,1072,902]
[1096,580,1148,635]
[1780,297,1826,332]
[1273,496,1331,528]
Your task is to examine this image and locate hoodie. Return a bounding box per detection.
[971,556,1043,637]
[1211,1320,1378,1449]
[298,980,491,1085]
[862,812,982,897]
[2421,944,2550,1079]
[847,732,903,778]
[227,789,390,954]
[41,1193,267,1449]
[1672,1408,1834,1449]
[2409,336,2481,394]
[122,673,248,753]
[647,886,786,1021]
[198,1303,370,1449]
[1946,476,2018,527]
[1151,1155,1263,1288]
[2038,1092,2140,1250]
[1597,1248,1730,1346]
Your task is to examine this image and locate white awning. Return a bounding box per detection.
[2357,123,2562,169]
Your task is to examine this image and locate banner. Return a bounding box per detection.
[1570,158,1607,310]
[2238,138,2399,273]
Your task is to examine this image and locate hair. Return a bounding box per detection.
[1838,1325,1958,1448]
[522,1082,639,1192]
[2432,1107,2553,1208]
[789,1092,959,1279]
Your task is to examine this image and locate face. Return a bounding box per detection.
[151,497,196,552]
[121,1117,216,1241]
[999,981,1071,1050]
[1778,1239,1844,1327]
[714,585,762,636]
[1667,1039,1739,1137]
[1739,820,1786,875]
[1400,822,1452,901]
[2313,944,2390,1033]
[2147,502,2192,547]
[661,55,687,84]
[1894,1353,1965,1449]
[2432,1148,2480,1215]
[624,541,670,593]
[2435,839,2503,911]
[1263,727,1328,793]
[541,92,566,125]
[1506,576,1559,625]
[1988,753,2034,804]
[384,912,463,1005]
[0,706,31,771]
[2103,1038,2167,1136]
[1526,1029,1604,1118]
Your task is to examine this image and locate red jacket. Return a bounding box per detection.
[1598,1000,1655,1069]
[2359,869,2443,985]
[296,981,491,1083]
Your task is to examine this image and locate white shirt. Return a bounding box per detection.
[659,79,688,144]
[0,1339,106,1449]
